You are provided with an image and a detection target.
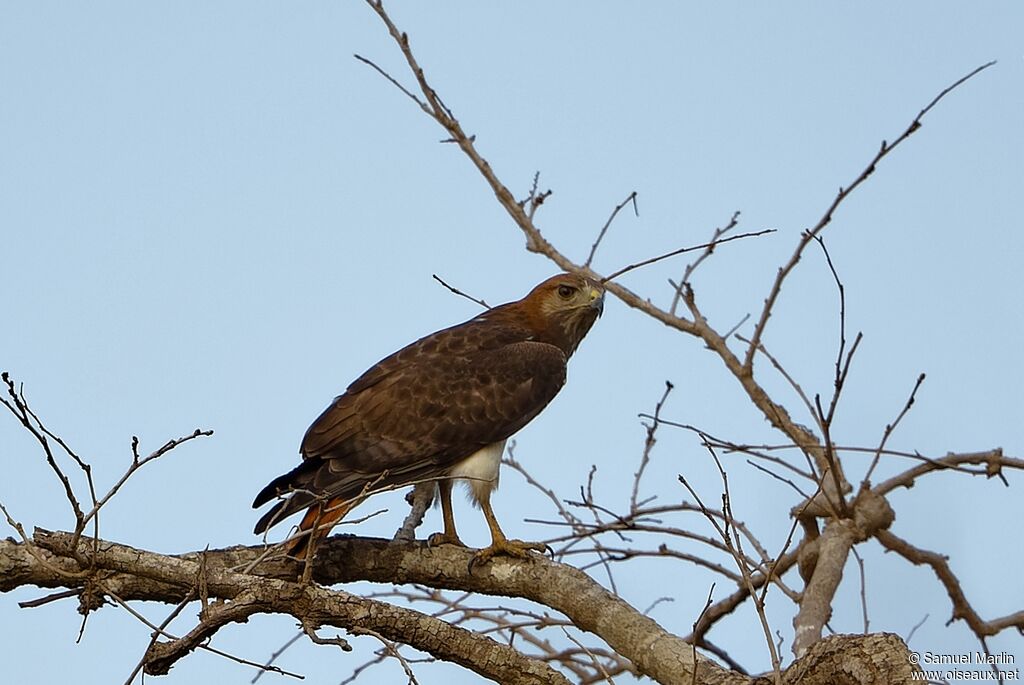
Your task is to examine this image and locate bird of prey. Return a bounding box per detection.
[252,272,604,565]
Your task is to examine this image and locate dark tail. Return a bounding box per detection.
[252,459,323,534]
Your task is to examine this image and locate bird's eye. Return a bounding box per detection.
[557,284,576,299]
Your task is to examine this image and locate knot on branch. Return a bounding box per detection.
[797,536,820,585]
[985,448,1005,479]
[850,489,895,541]
[78,573,109,614]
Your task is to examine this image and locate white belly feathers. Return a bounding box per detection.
[448,440,506,505]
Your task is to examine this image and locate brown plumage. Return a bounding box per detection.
[252,273,603,561]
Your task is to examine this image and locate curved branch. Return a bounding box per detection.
[9,533,571,685]
[876,529,1024,638]
[873,448,1017,496]
[2,531,926,685]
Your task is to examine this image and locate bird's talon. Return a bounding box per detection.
[428,532,467,548]
[468,539,545,573]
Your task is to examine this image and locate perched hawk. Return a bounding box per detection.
[253,273,604,564]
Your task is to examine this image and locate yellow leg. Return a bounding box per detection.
[470,487,547,570]
[428,480,466,547]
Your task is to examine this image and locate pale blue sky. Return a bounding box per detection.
[2,3,1022,683]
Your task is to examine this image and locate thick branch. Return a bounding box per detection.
[3,531,925,685]
[791,490,894,657]
[147,533,740,685]
[12,532,571,685]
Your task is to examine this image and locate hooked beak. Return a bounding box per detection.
[587,285,605,316]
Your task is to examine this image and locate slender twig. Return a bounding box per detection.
[560,627,615,685]
[746,460,813,500]
[678,436,782,684]
[631,381,673,514]
[586,191,638,268]
[641,597,674,616]
[743,62,996,373]
[685,212,742,281]
[813,393,850,518]
[349,626,419,685]
[671,211,741,316]
[123,590,199,685]
[905,613,929,644]
[432,273,490,309]
[101,584,302,682]
[251,631,303,684]
[601,229,775,283]
[852,547,869,634]
[353,53,429,111]
[17,588,81,609]
[637,416,816,481]
[862,373,927,486]
[302,621,352,652]
[808,233,863,512]
[521,172,553,221]
[84,428,213,529]
[813,235,847,396]
[691,585,716,685]
[1,373,86,533]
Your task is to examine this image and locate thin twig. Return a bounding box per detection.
[353,53,429,112]
[559,627,615,685]
[585,191,638,268]
[743,62,997,373]
[101,584,302,682]
[601,229,775,284]
[631,381,673,514]
[813,235,847,400]
[252,631,303,684]
[432,273,490,309]
[671,211,741,316]
[691,585,716,685]
[349,626,420,684]
[906,614,929,644]
[852,547,869,634]
[862,373,927,486]
[678,435,782,684]
[745,460,812,500]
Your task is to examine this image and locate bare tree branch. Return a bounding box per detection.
[876,529,1024,638]
[15,532,575,685]
[741,62,996,375]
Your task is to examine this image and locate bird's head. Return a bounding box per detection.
[520,273,604,357]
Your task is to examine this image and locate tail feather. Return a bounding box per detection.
[253,458,447,556]
[282,496,354,558]
[254,497,308,535]
[252,459,322,509]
